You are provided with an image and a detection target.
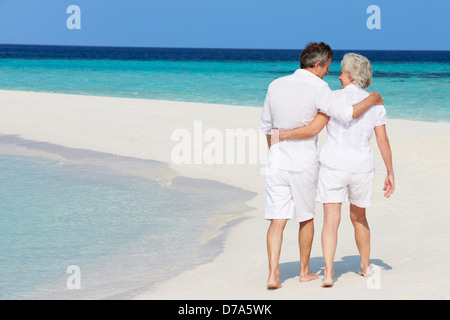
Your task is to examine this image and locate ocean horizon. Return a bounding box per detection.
[1,43,449,59]
[0,44,449,122]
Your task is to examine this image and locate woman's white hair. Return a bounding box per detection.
[341,53,373,89]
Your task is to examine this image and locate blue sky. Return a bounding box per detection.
[0,0,448,50]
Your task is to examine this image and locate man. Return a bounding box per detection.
[261,42,383,289]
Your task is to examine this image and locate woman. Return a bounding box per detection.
[276,53,395,287]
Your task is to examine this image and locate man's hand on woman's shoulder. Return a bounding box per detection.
[369,91,384,105]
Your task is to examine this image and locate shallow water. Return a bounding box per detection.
[0,136,256,299]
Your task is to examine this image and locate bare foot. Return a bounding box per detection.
[267,271,282,290]
[321,271,334,288]
[267,277,282,290]
[321,278,333,288]
[299,272,319,282]
[359,266,373,277]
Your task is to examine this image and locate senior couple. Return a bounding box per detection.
[261,42,395,289]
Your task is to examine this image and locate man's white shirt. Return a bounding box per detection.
[319,84,386,173]
[261,69,354,172]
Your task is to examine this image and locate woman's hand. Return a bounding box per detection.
[383,174,395,198]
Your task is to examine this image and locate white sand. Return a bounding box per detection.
[1,89,449,299]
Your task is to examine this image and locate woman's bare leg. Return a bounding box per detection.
[349,204,371,276]
[321,203,342,286]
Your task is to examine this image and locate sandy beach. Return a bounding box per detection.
[1,89,449,300]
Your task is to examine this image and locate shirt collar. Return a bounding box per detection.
[345,83,363,91]
[294,68,321,79]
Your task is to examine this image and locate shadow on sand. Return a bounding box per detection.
[279,255,392,284]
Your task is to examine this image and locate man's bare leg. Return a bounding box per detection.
[349,204,371,276]
[267,219,288,289]
[299,218,319,282]
[321,203,342,287]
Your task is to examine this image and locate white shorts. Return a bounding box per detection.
[265,162,319,222]
[316,164,375,208]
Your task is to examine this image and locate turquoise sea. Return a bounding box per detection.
[0,46,448,299]
[0,46,449,122]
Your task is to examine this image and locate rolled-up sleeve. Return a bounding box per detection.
[375,106,387,127]
[316,84,353,125]
[260,91,273,134]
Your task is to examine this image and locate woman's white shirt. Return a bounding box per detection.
[319,84,387,173]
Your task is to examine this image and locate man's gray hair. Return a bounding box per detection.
[341,53,373,89]
[300,42,333,69]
